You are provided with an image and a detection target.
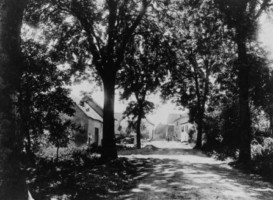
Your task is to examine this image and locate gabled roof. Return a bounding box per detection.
[167,113,190,124]
[173,113,189,124]
[167,114,181,124]
[71,95,103,122]
[176,116,189,124]
[82,96,103,117]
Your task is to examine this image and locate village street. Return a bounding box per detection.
[116,141,273,200]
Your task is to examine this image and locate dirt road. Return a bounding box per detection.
[117,141,273,200]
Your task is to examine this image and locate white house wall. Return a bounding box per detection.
[173,117,195,142]
[87,119,103,146]
[71,105,89,145]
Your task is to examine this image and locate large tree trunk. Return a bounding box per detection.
[136,112,142,149]
[195,60,210,150]
[19,87,35,164]
[237,32,252,163]
[194,110,204,149]
[192,69,204,150]
[0,0,28,199]
[101,71,118,161]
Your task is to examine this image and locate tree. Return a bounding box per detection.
[214,0,273,163]
[247,46,273,134]
[19,40,75,161]
[161,0,232,149]
[117,20,172,148]
[205,43,271,158]
[25,0,153,160]
[0,0,28,199]
[262,72,273,134]
[48,119,73,162]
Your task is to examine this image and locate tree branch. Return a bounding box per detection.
[68,0,104,73]
[255,0,273,19]
[116,0,151,68]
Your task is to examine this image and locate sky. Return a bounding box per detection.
[69,13,273,125]
[258,14,273,60]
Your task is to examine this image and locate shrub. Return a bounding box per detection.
[251,137,273,181]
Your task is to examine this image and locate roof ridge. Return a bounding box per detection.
[82,96,103,117]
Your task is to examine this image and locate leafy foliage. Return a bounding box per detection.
[117,16,173,147]
[161,0,233,148]
[20,39,75,156]
[24,0,156,159]
[214,0,273,163]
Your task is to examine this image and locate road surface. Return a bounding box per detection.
[117,141,273,200]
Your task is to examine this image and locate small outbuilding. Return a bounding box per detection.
[69,96,103,146]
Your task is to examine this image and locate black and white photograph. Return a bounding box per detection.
[1,0,273,199]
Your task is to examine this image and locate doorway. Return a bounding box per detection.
[95,127,99,145]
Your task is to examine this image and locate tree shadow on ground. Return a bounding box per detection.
[27,147,273,200]
[27,156,147,200]
[116,148,273,200]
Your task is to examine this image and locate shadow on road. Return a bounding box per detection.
[115,146,273,200]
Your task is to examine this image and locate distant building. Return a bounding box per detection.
[166,113,196,142]
[68,96,155,147]
[68,96,103,146]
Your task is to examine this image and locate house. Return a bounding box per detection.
[68,96,103,146]
[166,114,181,141]
[68,95,156,146]
[166,113,196,142]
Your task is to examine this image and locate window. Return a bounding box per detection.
[185,125,188,132]
[181,126,184,132]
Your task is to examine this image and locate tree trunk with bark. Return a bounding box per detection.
[101,70,118,161]
[192,67,205,150]
[136,109,142,149]
[0,0,28,199]
[237,32,252,163]
[195,110,204,149]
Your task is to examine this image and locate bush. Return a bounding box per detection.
[36,142,99,162]
[251,137,273,181]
